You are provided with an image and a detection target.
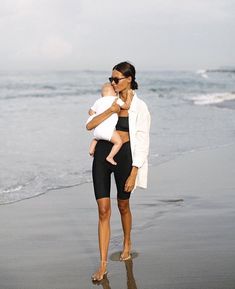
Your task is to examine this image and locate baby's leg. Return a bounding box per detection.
[89,139,98,156]
[106,131,122,165]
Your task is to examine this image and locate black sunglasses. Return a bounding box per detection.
[109,77,126,84]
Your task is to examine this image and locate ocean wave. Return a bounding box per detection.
[206,69,235,73]
[196,69,209,79]
[0,171,92,205]
[42,85,57,90]
[191,92,235,105]
[196,68,235,74]
[0,89,100,101]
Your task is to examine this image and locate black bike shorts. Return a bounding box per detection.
[92,140,133,200]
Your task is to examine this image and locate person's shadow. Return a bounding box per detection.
[92,258,137,289]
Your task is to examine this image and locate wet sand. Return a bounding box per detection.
[0,144,235,289]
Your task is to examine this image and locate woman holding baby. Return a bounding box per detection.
[86,61,151,282]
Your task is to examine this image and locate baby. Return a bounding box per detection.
[88,83,131,165]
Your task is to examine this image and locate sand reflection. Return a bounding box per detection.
[92,255,138,289]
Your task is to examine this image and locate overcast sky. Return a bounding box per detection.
[1,0,234,70]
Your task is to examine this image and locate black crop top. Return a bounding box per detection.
[116,116,129,132]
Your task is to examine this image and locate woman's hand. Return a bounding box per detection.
[110,99,121,113]
[124,167,138,192]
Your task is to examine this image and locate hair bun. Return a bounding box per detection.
[131,79,138,90]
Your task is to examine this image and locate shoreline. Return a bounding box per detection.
[2,141,235,207]
[0,144,235,288]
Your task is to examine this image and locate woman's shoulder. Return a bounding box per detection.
[134,94,150,113]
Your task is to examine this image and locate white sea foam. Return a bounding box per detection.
[1,184,23,194]
[191,92,235,105]
[196,69,208,79]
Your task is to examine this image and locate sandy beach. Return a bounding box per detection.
[1,144,235,289]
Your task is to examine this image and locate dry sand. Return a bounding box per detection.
[0,144,235,289]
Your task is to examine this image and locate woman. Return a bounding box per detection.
[86,61,150,281]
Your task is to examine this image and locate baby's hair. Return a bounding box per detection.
[102,82,113,89]
[101,82,116,96]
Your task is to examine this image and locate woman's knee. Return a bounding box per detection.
[118,200,130,215]
[98,203,111,220]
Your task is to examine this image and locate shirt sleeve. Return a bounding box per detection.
[132,104,151,168]
[90,99,99,112]
[116,98,125,107]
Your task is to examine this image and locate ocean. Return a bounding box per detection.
[1,69,235,205]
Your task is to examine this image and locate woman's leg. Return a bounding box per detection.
[92,197,111,280]
[118,199,132,259]
[114,142,133,260]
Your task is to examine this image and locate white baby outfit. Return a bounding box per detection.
[89,96,124,141]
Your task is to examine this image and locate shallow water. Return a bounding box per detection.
[0,69,235,204]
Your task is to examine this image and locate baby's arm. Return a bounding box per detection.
[117,90,132,110]
[89,138,97,156]
[120,95,131,110]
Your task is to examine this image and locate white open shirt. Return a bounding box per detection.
[128,92,151,189]
[86,92,151,189]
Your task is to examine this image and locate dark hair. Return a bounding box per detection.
[112,61,138,90]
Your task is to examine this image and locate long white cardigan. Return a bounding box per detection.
[128,92,151,189]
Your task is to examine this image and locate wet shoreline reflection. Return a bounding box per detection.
[92,254,138,289]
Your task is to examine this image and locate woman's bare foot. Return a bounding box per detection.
[120,241,132,261]
[91,261,108,281]
[106,156,117,165]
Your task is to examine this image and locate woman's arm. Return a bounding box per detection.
[124,166,138,192]
[86,100,120,130]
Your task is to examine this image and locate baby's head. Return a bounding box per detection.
[101,83,116,97]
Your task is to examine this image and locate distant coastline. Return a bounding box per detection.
[206,67,235,73]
